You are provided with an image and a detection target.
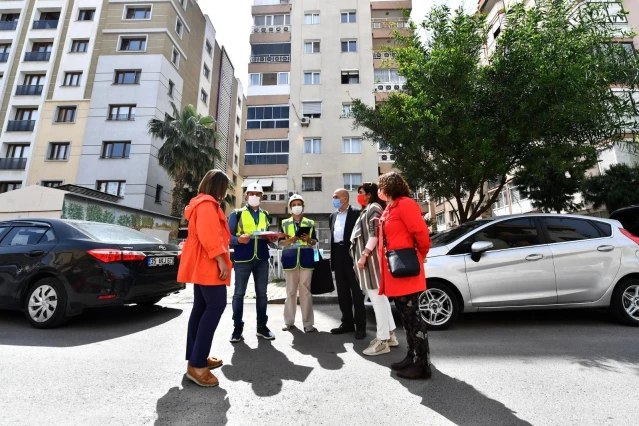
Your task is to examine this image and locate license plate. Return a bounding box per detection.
[148,257,174,267]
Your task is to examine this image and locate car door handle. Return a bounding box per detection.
[597,245,615,252]
[525,254,544,261]
[25,250,44,257]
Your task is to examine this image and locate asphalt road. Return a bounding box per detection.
[0,300,637,426]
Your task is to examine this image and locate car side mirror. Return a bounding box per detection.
[470,241,493,263]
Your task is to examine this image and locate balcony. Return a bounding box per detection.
[374,83,407,92]
[0,52,8,62]
[0,21,18,31]
[15,85,43,96]
[250,54,290,63]
[32,20,59,30]
[371,18,410,29]
[6,120,36,132]
[254,0,291,5]
[24,51,51,61]
[252,24,291,34]
[0,158,27,170]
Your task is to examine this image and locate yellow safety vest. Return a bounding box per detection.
[281,217,315,270]
[234,207,269,262]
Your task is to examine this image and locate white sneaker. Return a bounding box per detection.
[304,326,318,333]
[363,339,390,356]
[388,333,399,348]
[282,324,293,331]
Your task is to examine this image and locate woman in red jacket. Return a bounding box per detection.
[377,172,432,380]
[178,170,232,387]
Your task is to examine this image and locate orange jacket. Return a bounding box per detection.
[177,194,232,286]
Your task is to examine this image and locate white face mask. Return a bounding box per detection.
[291,206,303,216]
[248,195,261,207]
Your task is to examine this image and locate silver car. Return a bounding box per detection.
[420,213,639,330]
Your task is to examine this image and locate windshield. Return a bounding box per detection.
[70,222,162,244]
[430,220,492,247]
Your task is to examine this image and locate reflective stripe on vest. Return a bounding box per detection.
[234,208,269,262]
[281,217,315,270]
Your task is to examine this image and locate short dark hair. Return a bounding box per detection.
[378,172,411,199]
[198,169,229,201]
[357,182,386,210]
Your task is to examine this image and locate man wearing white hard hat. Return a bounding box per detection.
[279,194,318,332]
[228,183,278,342]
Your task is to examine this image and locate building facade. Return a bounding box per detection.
[0,0,244,215]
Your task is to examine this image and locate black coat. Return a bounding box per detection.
[329,205,360,268]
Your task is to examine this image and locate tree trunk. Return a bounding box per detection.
[171,173,186,218]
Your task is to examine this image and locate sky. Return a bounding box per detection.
[200,0,465,95]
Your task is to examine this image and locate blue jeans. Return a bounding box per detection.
[186,284,227,368]
[232,258,269,328]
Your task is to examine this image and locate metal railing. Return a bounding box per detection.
[371,18,410,29]
[32,20,59,30]
[0,52,8,62]
[6,120,36,132]
[0,21,18,31]
[24,51,51,61]
[15,85,43,96]
[0,158,27,170]
[250,54,290,63]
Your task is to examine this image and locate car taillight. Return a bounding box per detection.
[87,249,146,263]
[177,251,182,260]
[620,228,639,245]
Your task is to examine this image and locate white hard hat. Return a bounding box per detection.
[245,183,263,194]
[289,194,305,206]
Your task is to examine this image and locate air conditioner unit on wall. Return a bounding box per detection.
[300,117,310,126]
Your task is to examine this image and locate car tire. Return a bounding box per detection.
[610,278,639,327]
[136,296,165,307]
[24,278,68,329]
[419,281,459,331]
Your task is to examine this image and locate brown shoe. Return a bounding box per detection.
[186,365,219,387]
[207,357,223,370]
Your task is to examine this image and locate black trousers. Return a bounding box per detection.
[333,244,366,329]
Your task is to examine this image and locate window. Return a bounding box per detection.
[47,142,69,160]
[236,116,240,125]
[304,72,320,85]
[168,80,174,97]
[302,102,321,118]
[304,41,320,53]
[342,104,353,118]
[238,98,242,108]
[171,47,180,67]
[304,138,321,154]
[70,39,89,53]
[493,26,501,39]
[436,212,445,228]
[302,177,322,192]
[235,135,240,145]
[232,174,237,185]
[108,105,136,121]
[97,181,126,197]
[7,144,29,158]
[155,185,163,203]
[278,72,289,85]
[341,12,356,23]
[114,70,141,84]
[246,105,289,129]
[254,14,290,26]
[304,13,320,24]
[63,72,82,86]
[175,18,184,37]
[78,9,95,21]
[453,218,542,254]
[249,73,260,86]
[0,226,48,246]
[15,108,37,121]
[55,107,76,123]
[0,182,22,194]
[343,174,362,191]
[341,70,359,84]
[261,73,278,86]
[200,89,208,104]
[32,42,53,53]
[125,6,152,20]
[24,74,45,86]
[374,69,407,84]
[119,37,146,52]
[42,181,63,188]
[234,154,239,165]
[341,40,358,53]
[343,137,361,154]
[244,140,289,165]
[102,141,131,158]
[179,0,186,9]
[449,211,456,223]
[205,40,212,56]
[542,218,604,243]
[203,64,210,79]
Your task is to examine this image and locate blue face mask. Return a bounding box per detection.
[332,198,343,210]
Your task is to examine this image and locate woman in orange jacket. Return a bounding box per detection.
[178,169,232,387]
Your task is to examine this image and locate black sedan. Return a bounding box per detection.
[0,219,185,328]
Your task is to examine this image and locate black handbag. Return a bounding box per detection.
[382,221,421,278]
[311,253,335,295]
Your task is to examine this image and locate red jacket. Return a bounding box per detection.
[177,194,232,286]
[378,196,431,297]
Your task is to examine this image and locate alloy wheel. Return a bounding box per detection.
[419,288,453,326]
[28,284,58,323]
[622,285,639,320]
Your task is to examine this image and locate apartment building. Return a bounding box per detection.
[0,0,243,215]
[241,0,413,232]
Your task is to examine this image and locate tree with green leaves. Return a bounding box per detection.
[351,1,639,222]
[148,102,220,217]
[582,162,639,213]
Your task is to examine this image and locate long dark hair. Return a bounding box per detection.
[358,182,386,212]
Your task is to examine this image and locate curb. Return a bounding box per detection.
[268,295,339,305]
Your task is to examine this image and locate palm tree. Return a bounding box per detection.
[148,102,221,217]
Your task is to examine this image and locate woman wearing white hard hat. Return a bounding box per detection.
[279,194,318,332]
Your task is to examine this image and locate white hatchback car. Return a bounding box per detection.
[421,213,639,329]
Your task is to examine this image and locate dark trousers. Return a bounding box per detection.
[333,244,366,329]
[186,284,227,368]
[394,292,431,368]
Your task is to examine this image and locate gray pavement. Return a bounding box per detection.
[1,300,638,425]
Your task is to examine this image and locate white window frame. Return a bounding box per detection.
[249,73,260,86]
[254,14,291,26]
[303,71,320,85]
[436,212,445,228]
[302,101,322,118]
[341,11,357,23]
[171,47,180,68]
[175,17,184,38]
[343,137,362,154]
[97,180,126,197]
[203,63,210,80]
[342,104,353,118]
[304,138,321,154]
[304,41,320,54]
[122,4,153,21]
[343,173,362,191]
[117,35,148,52]
[302,177,322,192]
[304,13,320,25]
[341,39,358,53]
[278,72,289,85]
[200,89,208,105]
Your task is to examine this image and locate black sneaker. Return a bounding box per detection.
[230,326,243,343]
[256,326,275,340]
